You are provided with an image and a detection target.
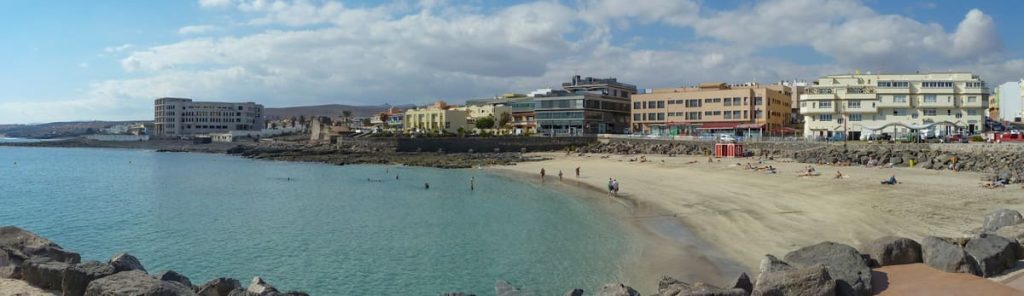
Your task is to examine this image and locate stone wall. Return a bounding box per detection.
[581,139,1024,183]
[396,136,596,153]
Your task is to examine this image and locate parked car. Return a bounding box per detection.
[717,134,737,143]
[944,134,969,143]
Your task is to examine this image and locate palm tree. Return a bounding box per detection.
[342,110,353,123]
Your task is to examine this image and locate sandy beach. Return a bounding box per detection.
[492,152,1024,289]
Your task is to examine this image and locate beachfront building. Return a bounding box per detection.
[629,83,793,137]
[402,101,469,134]
[534,75,636,135]
[153,98,264,138]
[371,107,405,130]
[510,98,536,135]
[801,72,989,140]
[993,80,1023,122]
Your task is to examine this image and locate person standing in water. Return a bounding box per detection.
[607,178,614,195]
[470,176,475,191]
[425,182,430,189]
[540,168,546,181]
[558,170,563,181]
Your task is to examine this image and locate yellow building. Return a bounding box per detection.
[630,83,793,137]
[403,101,470,134]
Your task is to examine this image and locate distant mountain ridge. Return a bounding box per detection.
[264,104,416,120]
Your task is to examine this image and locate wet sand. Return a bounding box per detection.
[492,152,1024,289]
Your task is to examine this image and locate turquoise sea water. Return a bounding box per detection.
[0,146,636,294]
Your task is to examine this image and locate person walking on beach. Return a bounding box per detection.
[575,167,580,178]
[540,168,546,181]
[607,178,614,195]
[612,179,619,196]
[558,170,563,181]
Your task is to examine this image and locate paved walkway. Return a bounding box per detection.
[873,264,1024,295]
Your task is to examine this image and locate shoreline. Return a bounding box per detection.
[495,152,1024,282]
[488,168,748,292]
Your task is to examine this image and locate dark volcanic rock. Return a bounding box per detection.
[63,261,117,296]
[864,236,922,267]
[983,209,1024,232]
[921,236,980,275]
[731,272,753,295]
[752,255,835,296]
[597,283,640,296]
[0,246,26,278]
[993,223,1024,259]
[197,277,242,296]
[0,226,80,265]
[21,256,71,290]
[84,270,196,296]
[964,234,1019,277]
[155,270,194,288]
[495,280,533,296]
[783,242,871,296]
[564,288,584,296]
[109,252,147,273]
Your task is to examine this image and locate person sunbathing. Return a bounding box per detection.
[881,175,898,185]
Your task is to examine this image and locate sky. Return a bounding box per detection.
[1,0,1023,124]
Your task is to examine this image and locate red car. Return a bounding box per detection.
[944,134,968,143]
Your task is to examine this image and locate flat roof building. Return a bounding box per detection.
[630,83,793,137]
[153,98,264,138]
[801,72,989,139]
[535,75,637,135]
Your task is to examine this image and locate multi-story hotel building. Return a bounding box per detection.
[402,101,470,134]
[153,98,264,138]
[534,75,636,135]
[630,83,793,137]
[801,72,988,139]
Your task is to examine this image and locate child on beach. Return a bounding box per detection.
[607,178,614,195]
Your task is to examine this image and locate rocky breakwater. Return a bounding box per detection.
[791,144,1024,183]
[0,226,307,296]
[226,142,529,169]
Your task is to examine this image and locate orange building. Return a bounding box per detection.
[630,83,793,137]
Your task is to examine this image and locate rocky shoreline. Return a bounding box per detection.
[442,208,1024,296]
[0,226,307,296]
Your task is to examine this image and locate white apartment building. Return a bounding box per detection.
[154,97,264,138]
[993,80,1023,122]
[801,72,988,139]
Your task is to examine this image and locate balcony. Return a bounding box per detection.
[876,87,910,95]
[916,87,955,95]
[843,93,876,100]
[877,99,912,108]
[959,98,985,108]
[803,93,836,100]
[841,101,879,113]
[918,96,956,108]
[800,104,836,115]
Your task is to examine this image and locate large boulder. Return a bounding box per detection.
[783,242,871,296]
[864,236,922,267]
[63,261,117,296]
[656,276,746,296]
[731,273,753,295]
[84,270,196,296]
[993,223,1024,259]
[597,283,640,296]
[983,209,1024,232]
[247,276,280,295]
[964,234,1019,277]
[564,289,584,296]
[752,255,835,296]
[21,256,71,290]
[196,278,242,296]
[0,246,27,278]
[109,252,147,273]
[155,270,194,288]
[921,236,980,275]
[0,226,80,265]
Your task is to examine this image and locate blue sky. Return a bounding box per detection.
[1,0,1022,124]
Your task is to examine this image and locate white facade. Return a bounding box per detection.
[154,97,264,138]
[801,72,988,139]
[995,80,1023,122]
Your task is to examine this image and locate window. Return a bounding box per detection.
[801,102,807,107]
[724,99,732,106]
[923,95,937,103]
[633,114,641,121]
[922,81,954,88]
[686,99,702,107]
[724,112,732,119]
[657,101,665,108]
[713,111,721,115]
[704,111,713,116]
[912,112,919,119]
[685,112,702,120]
[967,96,977,103]
[893,95,908,103]
[755,110,763,119]
[847,101,860,108]
[753,97,763,105]
[713,98,722,103]
[878,81,909,88]
[955,112,963,119]
[704,98,713,103]
[819,101,832,108]
[633,102,642,109]
[850,114,862,121]
[743,110,748,118]
[966,82,984,88]
[819,114,832,121]
[968,109,979,116]
[733,111,741,118]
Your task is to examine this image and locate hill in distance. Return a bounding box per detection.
[264,104,416,120]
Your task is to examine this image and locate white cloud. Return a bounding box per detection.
[2,0,1018,124]
[178,25,218,35]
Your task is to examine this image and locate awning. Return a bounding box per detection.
[736,123,764,129]
[696,122,741,130]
